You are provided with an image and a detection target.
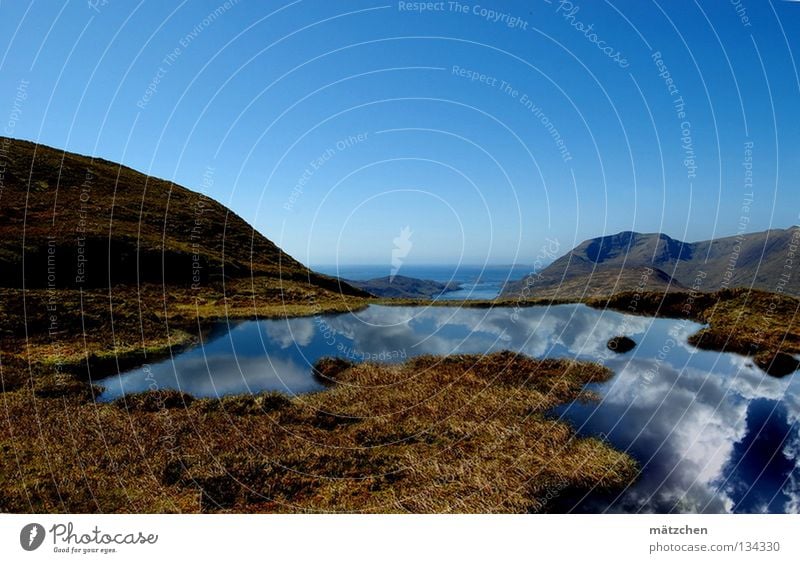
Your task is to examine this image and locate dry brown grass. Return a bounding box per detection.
[0,278,370,392]
[0,352,637,513]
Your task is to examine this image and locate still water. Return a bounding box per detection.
[97,304,800,513]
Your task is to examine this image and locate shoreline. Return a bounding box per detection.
[3,284,798,399]
[1,282,796,513]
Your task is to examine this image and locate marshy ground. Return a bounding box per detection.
[0,350,637,513]
[2,280,797,512]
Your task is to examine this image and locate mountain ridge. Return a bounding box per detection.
[502,227,800,299]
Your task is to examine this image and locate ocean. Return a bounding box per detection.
[314,264,535,300]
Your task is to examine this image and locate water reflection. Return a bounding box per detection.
[720,399,796,513]
[97,304,799,513]
[559,342,800,513]
[99,304,650,398]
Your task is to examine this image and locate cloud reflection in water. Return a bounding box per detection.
[97,304,799,513]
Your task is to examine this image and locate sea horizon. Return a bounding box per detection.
[314,263,542,300]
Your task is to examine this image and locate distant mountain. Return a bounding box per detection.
[0,136,366,296]
[502,228,800,300]
[347,275,462,298]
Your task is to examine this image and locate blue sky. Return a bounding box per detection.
[1,0,799,267]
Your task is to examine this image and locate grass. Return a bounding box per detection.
[1,279,796,513]
[0,278,370,392]
[0,136,370,296]
[0,352,637,513]
[1,279,640,512]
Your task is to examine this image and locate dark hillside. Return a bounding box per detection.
[0,136,365,296]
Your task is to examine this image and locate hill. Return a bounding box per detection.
[0,137,369,392]
[502,228,800,300]
[0,135,364,295]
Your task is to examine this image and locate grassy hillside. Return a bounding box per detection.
[346,275,462,298]
[506,264,683,301]
[0,136,363,294]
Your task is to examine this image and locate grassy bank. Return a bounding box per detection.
[0,277,370,393]
[0,352,637,513]
[5,283,794,397]
[587,288,800,375]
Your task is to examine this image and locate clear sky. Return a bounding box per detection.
[1,0,799,268]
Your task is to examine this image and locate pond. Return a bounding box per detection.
[96,304,800,513]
